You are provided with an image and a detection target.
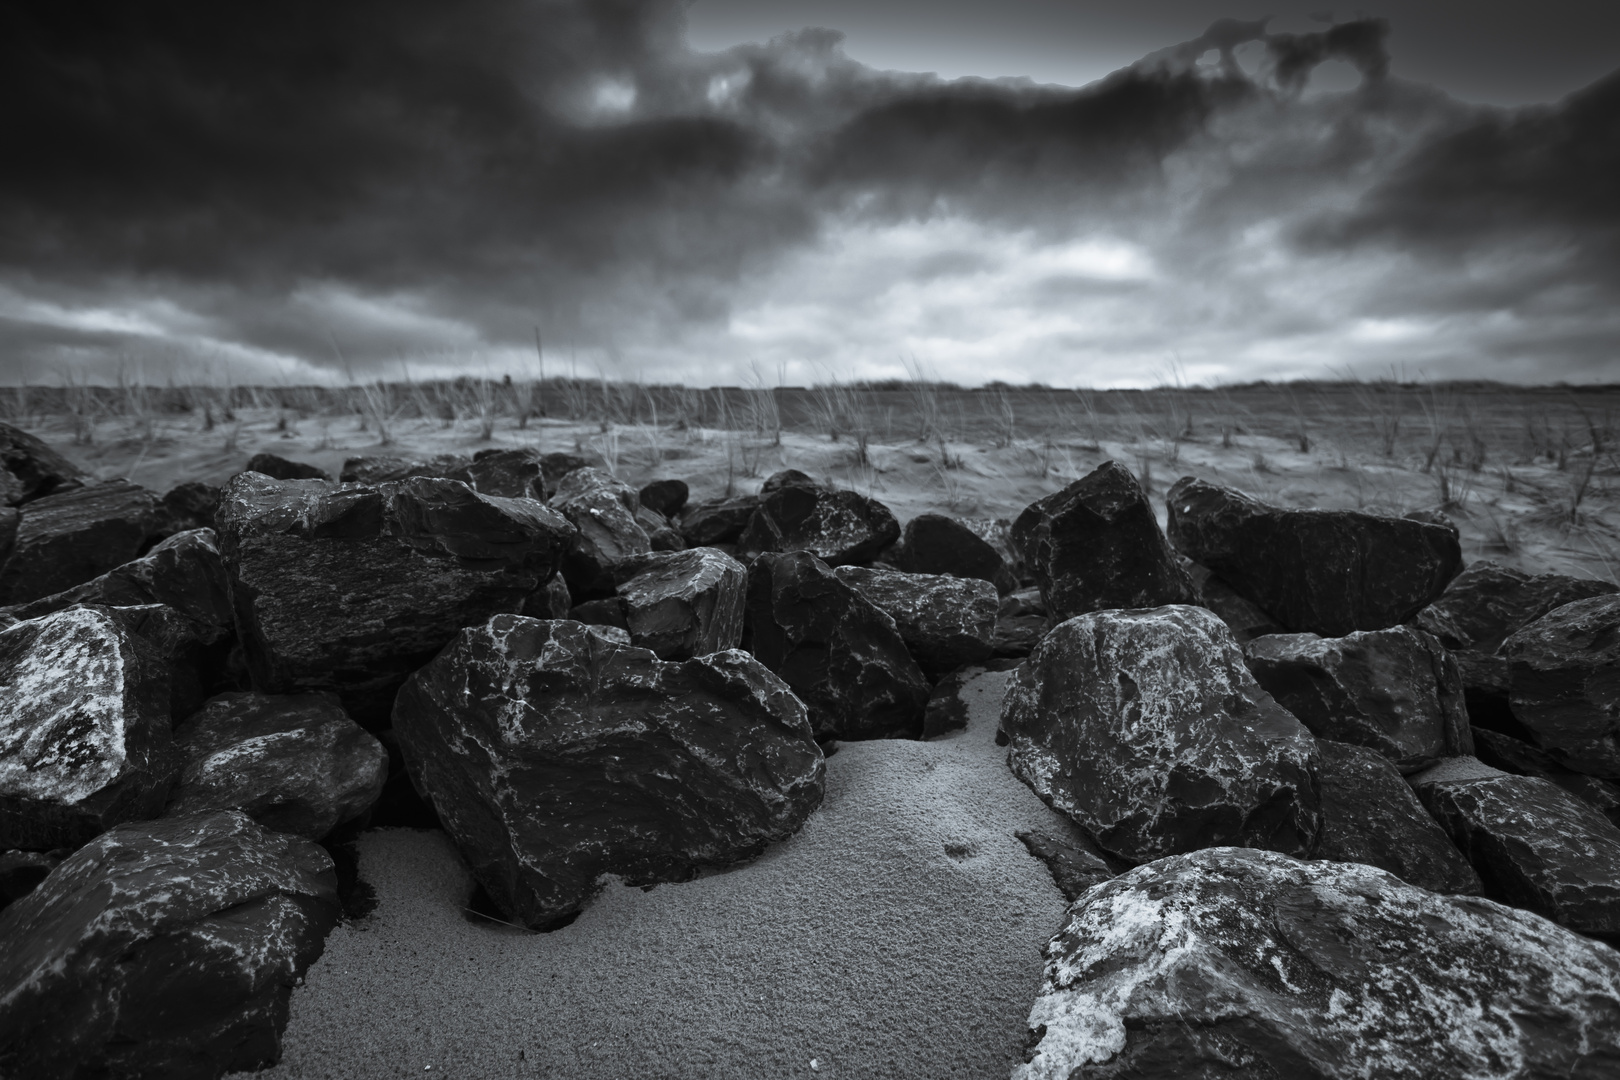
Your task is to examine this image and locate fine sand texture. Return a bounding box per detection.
[256,670,1076,1079]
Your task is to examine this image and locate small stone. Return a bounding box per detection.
[895,513,1017,595]
[244,453,330,482]
[738,485,900,567]
[638,478,690,518]
[0,421,86,505]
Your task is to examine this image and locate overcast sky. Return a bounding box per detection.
[2,1,1617,388]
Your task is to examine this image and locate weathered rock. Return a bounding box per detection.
[467,447,546,499]
[1015,846,1620,1080]
[1166,476,1463,636]
[1312,739,1482,894]
[568,596,629,630]
[896,512,1018,595]
[761,468,817,492]
[97,602,241,722]
[0,848,64,909]
[1012,462,1198,622]
[0,421,86,505]
[0,608,176,850]
[1501,594,1620,778]
[166,692,387,841]
[1002,605,1321,863]
[244,453,330,482]
[639,478,689,518]
[0,480,173,604]
[636,503,686,552]
[522,575,572,620]
[679,495,759,547]
[549,467,651,599]
[338,454,473,485]
[1473,726,1620,828]
[0,811,339,1078]
[1415,559,1618,653]
[921,660,1020,740]
[0,507,16,567]
[537,452,592,499]
[1015,828,1114,902]
[1412,756,1620,935]
[832,565,997,676]
[1244,626,1472,773]
[999,586,1046,620]
[615,548,746,661]
[161,480,222,531]
[392,616,825,928]
[1187,562,1287,641]
[993,615,1048,658]
[737,484,900,566]
[743,551,932,740]
[214,472,575,726]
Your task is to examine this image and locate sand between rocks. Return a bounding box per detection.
[255,670,1075,1079]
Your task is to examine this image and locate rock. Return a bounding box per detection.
[921,660,1021,740]
[831,565,997,676]
[568,596,629,630]
[1012,462,1198,622]
[1015,846,1620,1080]
[522,575,572,620]
[1501,594,1620,778]
[214,472,575,726]
[1015,829,1114,902]
[467,447,546,499]
[166,692,387,841]
[1414,559,1618,653]
[244,453,330,482]
[338,454,473,485]
[1187,562,1287,641]
[1166,476,1463,636]
[0,848,65,909]
[1412,756,1620,935]
[615,548,746,661]
[549,468,651,599]
[737,485,900,567]
[0,608,176,850]
[679,495,759,547]
[895,513,1018,595]
[0,480,173,605]
[639,478,689,518]
[0,811,339,1078]
[98,602,241,722]
[1312,739,1482,894]
[537,452,591,499]
[161,480,222,531]
[1002,605,1320,863]
[998,586,1046,620]
[743,551,931,740]
[761,468,817,492]
[1244,626,1472,772]
[993,615,1048,658]
[1473,726,1620,828]
[0,421,86,505]
[637,503,686,552]
[392,616,825,928]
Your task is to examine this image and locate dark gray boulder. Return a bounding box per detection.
[1002,605,1321,863]
[0,480,173,605]
[161,480,222,532]
[737,484,900,566]
[1015,846,1620,1080]
[615,547,746,661]
[467,446,546,499]
[895,513,1017,595]
[548,467,651,599]
[0,421,86,506]
[522,574,572,620]
[0,811,339,1078]
[761,468,817,492]
[679,495,759,547]
[1244,625,1472,773]
[1186,562,1287,642]
[993,587,1049,658]
[832,565,997,676]
[214,472,575,726]
[1012,461,1197,622]
[1312,739,1482,894]
[537,452,592,499]
[243,453,329,482]
[636,503,686,552]
[1015,828,1114,903]
[742,551,931,740]
[0,608,176,850]
[639,478,689,518]
[568,596,630,630]
[392,616,825,928]
[1412,756,1620,935]
[1414,559,1618,653]
[338,454,473,485]
[1473,726,1620,828]
[166,692,387,841]
[1166,476,1463,636]
[1501,594,1620,778]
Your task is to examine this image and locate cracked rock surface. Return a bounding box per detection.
[833,564,997,677]
[738,483,900,566]
[615,547,746,661]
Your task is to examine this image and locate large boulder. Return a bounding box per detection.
[0,811,339,1078]
[1415,559,1618,653]
[1411,756,1620,935]
[466,447,546,499]
[1012,461,1197,622]
[0,608,176,850]
[338,454,473,485]
[737,484,900,566]
[1002,605,1321,863]
[615,548,746,661]
[166,692,387,841]
[1312,739,1482,894]
[392,616,825,928]
[831,565,997,676]
[1244,626,1472,773]
[214,472,575,726]
[1166,476,1463,636]
[1015,846,1620,1080]
[548,467,650,599]
[0,421,86,505]
[679,495,759,547]
[895,513,1017,595]
[742,551,931,740]
[0,480,173,605]
[1473,726,1620,828]
[243,453,329,482]
[1501,594,1620,778]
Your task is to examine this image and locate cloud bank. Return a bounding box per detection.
[0,1,1615,386]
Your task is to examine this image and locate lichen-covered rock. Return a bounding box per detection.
[0,811,339,1078]
[0,421,86,506]
[832,565,997,676]
[1012,461,1197,622]
[166,692,387,840]
[1501,594,1620,778]
[1167,476,1463,636]
[1312,739,1481,894]
[679,495,759,547]
[467,447,546,499]
[214,472,575,726]
[1015,846,1620,1080]
[338,454,473,485]
[244,453,330,482]
[1003,605,1321,863]
[615,548,746,661]
[896,513,1017,595]
[1415,559,1618,653]
[1244,626,1472,773]
[737,484,900,566]
[548,467,650,599]
[743,551,931,740]
[638,478,689,518]
[1015,828,1115,903]
[392,616,825,928]
[1473,726,1620,828]
[0,608,176,850]
[0,480,173,605]
[1411,756,1620,935]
